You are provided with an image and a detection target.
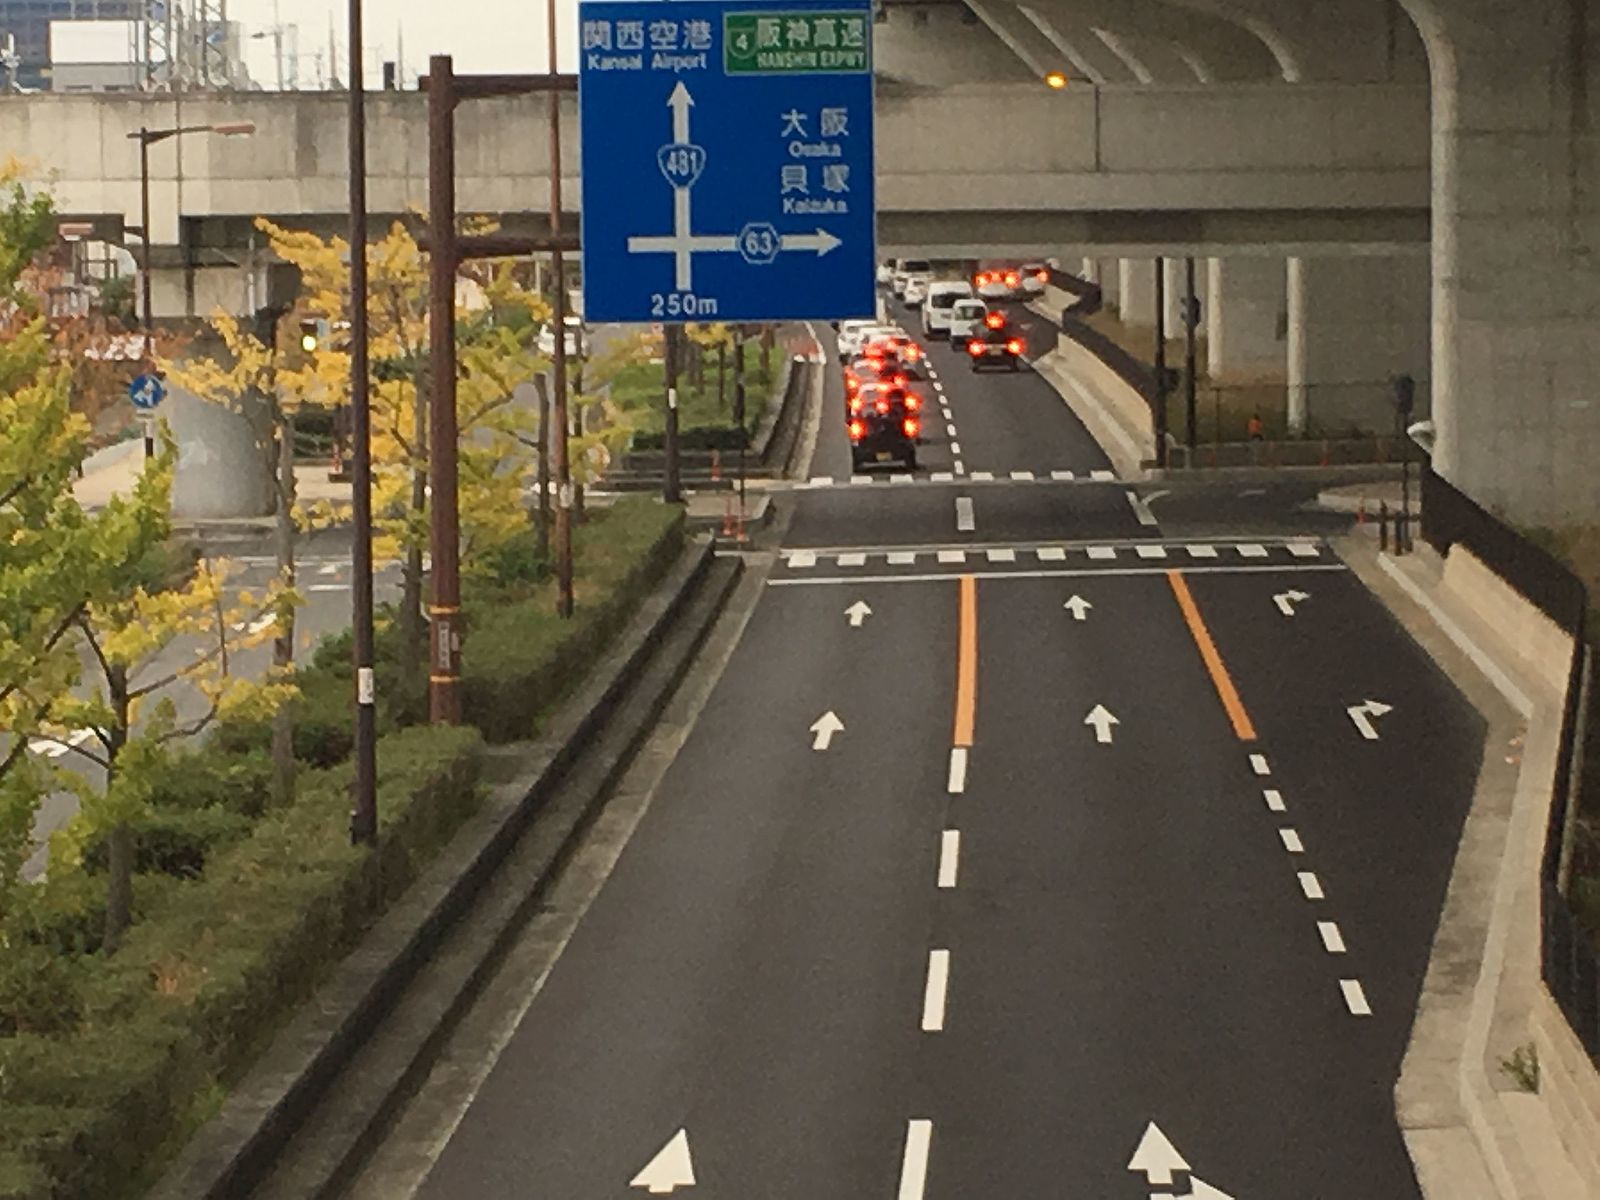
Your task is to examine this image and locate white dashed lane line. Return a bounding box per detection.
[921,950,951,1032]
[897,1121,933,1200]
[1298,871,1325,900]
[1318,921,1348,953]
[1279,828,1305,853]
[1264,788,1286,811]
[938,830,960,888]
[1340,979,1373,1016]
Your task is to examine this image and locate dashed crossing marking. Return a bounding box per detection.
[986,548,1016,563]
[1186,544,1219,559]
[1340,979,1373,1016]
[1086,546,1116,561]
[887,551,917,565]
[1050,470,1076,481]
[837,552,867,567]
[1135,544,1169,560]
[1036,546,1066,561]
[938,830,960,888]
[921,950,951,1031]
[1236,543,1269,558]
[1318,921,1348,953]
[936,549,966,564]
[1298,871,1325,899]
[970,470,995,482]
[897,1120,933,1200]
[1010,470,1034,481]
[1279,828,1305,853]
[1091,469,1116,481]
[788,550,817,569]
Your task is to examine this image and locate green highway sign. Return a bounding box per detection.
[723,10,870,73]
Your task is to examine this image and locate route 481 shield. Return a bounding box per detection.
[578,0,876,324]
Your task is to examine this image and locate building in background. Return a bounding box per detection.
[0,0,137,88]
[1,0,252,91]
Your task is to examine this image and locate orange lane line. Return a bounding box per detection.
[954,574,977,748]
[1166,569,1258,742]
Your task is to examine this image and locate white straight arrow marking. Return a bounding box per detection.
[1063,594,1092,621]
[631,1129,695,1193]
[845,600,872,627]
[1347,698,1393,740]
[1274,589,1310,616]
[1085,704,1119,744]
[811,711,844,750]
[1127,1122,1189,1186]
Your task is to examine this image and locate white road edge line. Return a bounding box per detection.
[921,949,951,1031]
[947,747,968,794]
[1341,978,1373,1016]
[938,830,960,888]
[1319,921,1348,953]
[898,1120,934,1200]
[1126,490,1159,527]
[1298,871,1325,899]
[954,496,976,533]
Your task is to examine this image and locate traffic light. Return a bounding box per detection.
[298,318,330,354]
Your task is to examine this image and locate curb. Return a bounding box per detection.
[152,533,736,1200]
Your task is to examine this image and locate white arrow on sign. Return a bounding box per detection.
[811,710,845,751]
[1063,595,1092,622]
[1273,589,1310,616]
[845,600,872,627]
[627,83,845,289]
[631,1128,695,1194]
[1347,698,1393,740]
[1084,704,1119,744]
[1127,1121,1189,1185]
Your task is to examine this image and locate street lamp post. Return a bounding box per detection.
[126,121,254,459]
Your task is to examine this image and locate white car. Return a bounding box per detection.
[891,258,933,300]
[921,280,976,338]
[947,298,989,346]
[1019,262,1051,296]
[837,318,883,361]
[904,278,930,307]
[974,266,1022,300]
[537,314,585,358]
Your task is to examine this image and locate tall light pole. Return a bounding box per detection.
[126,121,254,459]
[348,0,379,845]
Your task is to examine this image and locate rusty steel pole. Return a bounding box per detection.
[548,0,574,618]
[348,0,379,845]
[427,54,463,723]
[663,324,682,503]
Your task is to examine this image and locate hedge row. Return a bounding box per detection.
[0,496,688,1198]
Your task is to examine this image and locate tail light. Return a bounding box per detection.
[985,313,1005,329]
[848,419,865,441]
[903,416,921,438]
[893,373,907,388]
[875,397,891,415]
[967,340,984,357]
[904,393,922,411]
[1007,338,1024,354]
[1006,272,1021,286]
[848,395,864,413]
[1035,269,1049,282]
[905,345,921,360]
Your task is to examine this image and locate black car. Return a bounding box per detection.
[849,387,921,471]
[964,313,1026,372]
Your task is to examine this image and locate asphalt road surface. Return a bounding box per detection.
[368,295,1484,1199]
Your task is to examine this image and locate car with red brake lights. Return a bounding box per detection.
[965,310,1026,372]
[975,266,1024,300]
[1019,262,1051,296]
[863,331,924,365]
[847,385,921,471]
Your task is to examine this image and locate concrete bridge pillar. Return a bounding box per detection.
[1098,258,1120,308]
[1286,255,1430,437]
[1206,257,1286,379]
[1118,258,1158,327]
[1412,0,1600,523]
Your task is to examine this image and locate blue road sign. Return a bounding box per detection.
[578,0,876,324]
[128,373,166,411]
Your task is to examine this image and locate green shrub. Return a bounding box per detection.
[82,807,254,879]
[462,498,684,742]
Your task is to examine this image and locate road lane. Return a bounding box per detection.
[921,570,1429,1197]
[416,575,960,1199]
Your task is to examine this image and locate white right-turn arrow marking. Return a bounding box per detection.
[1128,1121,1189,1185]
[1273,589,1310,616]
[631,1128,695,1193]
[1346,698,1393,740]
[811,710,845,750]
[1063,595,1092,621]
[1084,704,1119,744]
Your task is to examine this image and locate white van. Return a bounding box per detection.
[921,280,976,338]
[947,298,989,347]
[891,258,933,299]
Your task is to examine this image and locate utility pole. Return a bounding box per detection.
[1183,256,1198,453]
[347,0,379,846]
[137,130,155,462]
[547,0,574,618]
[663,324,682,503]
[427,54,463,724]
[1393,373,1416,555]
[1153,257,1169,468]
[734,324,747,524]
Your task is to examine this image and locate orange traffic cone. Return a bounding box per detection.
[721,494,736,539]
[711,449,722,482]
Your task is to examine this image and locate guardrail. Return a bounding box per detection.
[1420,467,1600,1069]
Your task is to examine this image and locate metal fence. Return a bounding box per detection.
[1420,468,1600,1068]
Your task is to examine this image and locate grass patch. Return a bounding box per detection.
[619,342,774,451]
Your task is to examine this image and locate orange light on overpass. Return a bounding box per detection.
[1044,71,1068,89]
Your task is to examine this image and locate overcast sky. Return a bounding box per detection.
[234,0,581,87]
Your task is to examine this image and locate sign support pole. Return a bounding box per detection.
[664,323,683,503]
